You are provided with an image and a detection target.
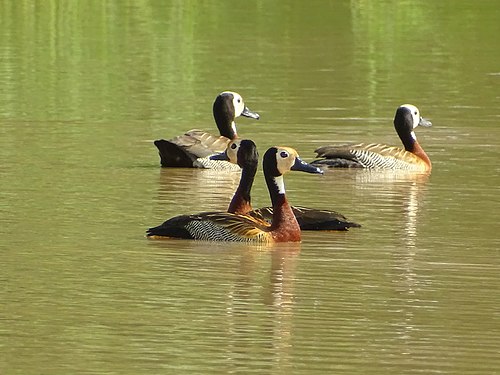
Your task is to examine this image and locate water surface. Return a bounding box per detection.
[1,1,499,374]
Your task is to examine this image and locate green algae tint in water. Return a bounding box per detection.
[0,1,499,374]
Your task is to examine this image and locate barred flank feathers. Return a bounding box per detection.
[185,220,269,243]
[147,212,272,243]
[193,157,241,171]
[314,143,427,171]
[351,145,426,171]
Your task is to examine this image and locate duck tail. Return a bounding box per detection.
[291,206,362,231]
[298,218,361,231]
[146,216,194,239]
[154,139,197,167]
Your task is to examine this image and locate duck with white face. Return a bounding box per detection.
[146,146,325,243]
[210,139,360,231]
[154,91,260,169]
[312,104,433,172]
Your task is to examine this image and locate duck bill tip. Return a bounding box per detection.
[241,107,260,120]
[419,117,432,127]
[291,157,324,174]
[209,151,229,161]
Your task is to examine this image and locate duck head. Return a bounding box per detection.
[263,146,323,196]
[210,139,259,170]
[213,91,260,140]
[394,104,432,149]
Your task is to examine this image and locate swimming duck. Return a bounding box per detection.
[154,91,260,168]
[146,146,323,242]
[312,104,432,172]
[212,139,361,231]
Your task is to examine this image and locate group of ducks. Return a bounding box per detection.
[147,91,432,243]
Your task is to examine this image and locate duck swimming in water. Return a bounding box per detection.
[312,104,432,172]
[146,146,323,243]
[212,139,360,231]
[154,91,260,169]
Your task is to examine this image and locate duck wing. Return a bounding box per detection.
[147,211,272,242]
[311,143,366,168]
[248,205,361,231]
[292,205,361,230]
[155,130,231,167]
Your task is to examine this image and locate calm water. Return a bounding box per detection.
[1,1,499,374]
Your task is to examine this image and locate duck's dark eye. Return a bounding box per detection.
[230,143,237,149]
[237,98,241,103]
[280,151,288,158]
[414,111,418,115]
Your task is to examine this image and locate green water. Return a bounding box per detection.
[1,1,499,374]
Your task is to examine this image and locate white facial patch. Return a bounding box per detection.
[275,147,297,175]
[273,175,286,194]
[402,104,420,129]
[227,140,240,163]
[232,93,244,117]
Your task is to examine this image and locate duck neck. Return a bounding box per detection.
[213,109,237,139]
[228,162,256,214]
[399,130,432,170]
[220,121,237,139]
[265,174,301,241]
[397,126,416,152]
[412,140,432,170]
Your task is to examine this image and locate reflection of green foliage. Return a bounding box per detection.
[0,1,200,122]
[351,0,434,63]
[0,1,354,124]
[349,0,444,113]
[0,0,498,124]
[350,0,500,110]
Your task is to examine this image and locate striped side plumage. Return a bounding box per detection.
[184,213,271,242]
[313,143,428,171]
[147,211,271,243]
[193,156,241,171]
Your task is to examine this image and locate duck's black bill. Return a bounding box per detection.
[241,106,260,120]
[209,151,229,161]
[291,157,324,174]
[419,117,432,127]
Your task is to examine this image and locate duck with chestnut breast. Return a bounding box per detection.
[146,146,323,243]
[154,91,260,169]
[311,104,432,172]
[212,139,360,231]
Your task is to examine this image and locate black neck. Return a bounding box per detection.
[395,112,415,152]
[398,130,415,151]
[265,174,285,208]
[234,162,257,205]
[218,119,236,139]
[213,100,236,139]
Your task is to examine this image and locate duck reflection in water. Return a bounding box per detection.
[225,242,301,364]
[318,168,430,248]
